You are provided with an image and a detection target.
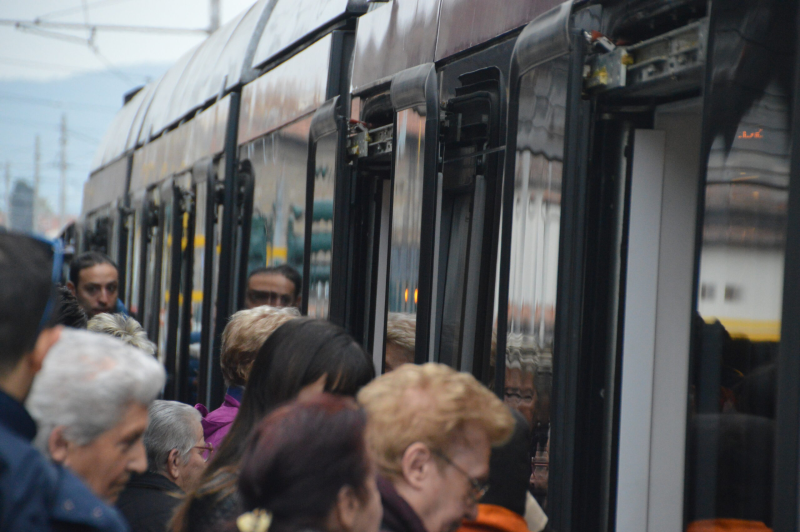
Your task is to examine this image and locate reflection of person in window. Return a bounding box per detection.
[244,264,302,310]
[504,364,537,430]
[384,312,415,373]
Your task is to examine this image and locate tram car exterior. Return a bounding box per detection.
[73,0,800,530]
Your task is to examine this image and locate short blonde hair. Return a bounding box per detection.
[386,312,416,351]
[221,305,300,387]
[87,313,156,357]
[357,363,514,480]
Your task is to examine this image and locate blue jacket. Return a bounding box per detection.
[0,390,129,532]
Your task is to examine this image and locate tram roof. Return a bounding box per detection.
[91,0,366,174]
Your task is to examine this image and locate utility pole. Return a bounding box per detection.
[209,0,220,33]
[33,134,40,232]
[59,114,67,230]
[4,162,9,224]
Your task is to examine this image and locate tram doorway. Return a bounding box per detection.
[616,100,702,532]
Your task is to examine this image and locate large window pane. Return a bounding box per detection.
[499,57,568,511]
[158,186,174,364]
[308,132,336,319]
[127,206,143,317]
[684,1,795,527]
[383,108,425,369]
[241,117,311,309]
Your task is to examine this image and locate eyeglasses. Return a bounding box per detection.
[195,442,214,461]
[432,450,489,503]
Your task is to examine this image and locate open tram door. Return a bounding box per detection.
[566,0,800,529]
[346,64,440,374]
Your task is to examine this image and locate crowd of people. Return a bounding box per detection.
[0,230,547,532]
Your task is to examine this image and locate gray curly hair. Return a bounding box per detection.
[87,313,156,357]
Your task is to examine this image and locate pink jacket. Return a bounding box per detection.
[195,393,240,450]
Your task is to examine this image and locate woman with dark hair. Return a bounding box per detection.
[234,394,382,532]
[172,318,375,532]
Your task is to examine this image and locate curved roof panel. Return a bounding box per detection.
[90,83,154,172]
[136,47,199,145]
[251,0,367,69]
[138,0,273,144]
[163,0,268,133]
[124,81,159,152]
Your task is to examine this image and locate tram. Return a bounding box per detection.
[70,0,800,530]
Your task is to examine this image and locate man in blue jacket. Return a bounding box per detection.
[0,232,129,532]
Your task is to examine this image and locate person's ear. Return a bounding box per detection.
[335,484,359,532]
[167,448,181,482]
[48,425,71,465]
[66,281,77,296]
[29,326,62,374]
[400,442,434,491]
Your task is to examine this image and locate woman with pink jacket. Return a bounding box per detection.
[195,305,300,450]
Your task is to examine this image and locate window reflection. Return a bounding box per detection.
[158,187,173,364]
[308,133,336,319]
[384,107,425,362]
[685,1,795,527]
[492,57,567,512]
[241,118,311,310]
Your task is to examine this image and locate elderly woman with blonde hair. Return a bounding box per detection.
[195,305,300,451]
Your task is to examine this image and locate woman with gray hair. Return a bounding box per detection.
[117,400,208,532]
[87,312,157,357]
[26,328,165,504]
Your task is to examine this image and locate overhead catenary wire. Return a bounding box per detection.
[0,19,211,36]
[0,92,119,113]
[36,0,136,22]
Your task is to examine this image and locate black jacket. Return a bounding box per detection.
[377,476,428,532]
[116,472,183,532]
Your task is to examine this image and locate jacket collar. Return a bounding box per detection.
[226,386,244,403]
[125,471,183,494]
[50,464,129,530]
[377,476,428,532]
[0,389,36,441]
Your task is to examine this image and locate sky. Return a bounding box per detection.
[0,0,256,229]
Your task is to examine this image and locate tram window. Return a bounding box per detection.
[127,201,144,318]
[494,57,568,511]
[684,1,796,526]
[142,190,163,353]
[191,182,207,347]
[435,68,501,375]
[240,117,311,310]
[384,107,425,367]
[308,132,336,319]
[158,184,174,364]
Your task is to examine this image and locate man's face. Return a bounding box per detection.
[244,272,298,309]
[175,423,208,492]
[60,402,148,503]
[419,424,491,532]
[70,263,119,317]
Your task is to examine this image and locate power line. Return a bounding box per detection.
[38,0,149,22]
[0,92,118,113]
[0,116,100,144]
[0,19,211,36]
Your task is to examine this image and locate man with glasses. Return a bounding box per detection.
[0,232,128,531]
[117,401,209,532]
[358,363,515,532]
[244,264,302,310]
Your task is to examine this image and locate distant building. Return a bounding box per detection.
[10,180,33,232]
